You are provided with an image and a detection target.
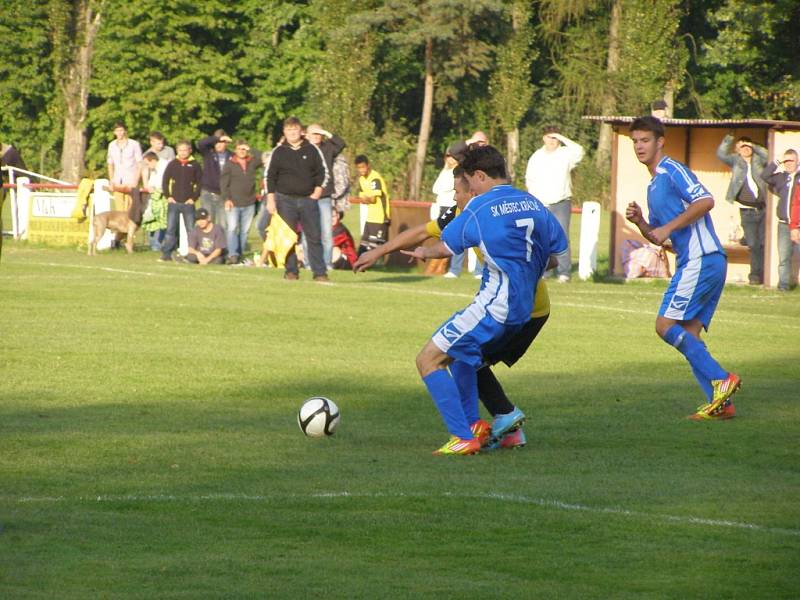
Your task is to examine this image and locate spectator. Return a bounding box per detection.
[140,131,175,189]
[524,125,584,282]
[221,139,261,264]
[354,154,390,256]
[466,131,489,147]
[159,140,202,262]
[651,99,668,119]
[331,153,351,214]
[331,208,357,270]
[266,116,329,281]
[106,121,142,210]
[141,151,169,251]
[197,129,232,228]
[186,208,227,265]
[762,149,800,291]
[306,123,345,267]
[434,141,466,278]
[716,133,768,284]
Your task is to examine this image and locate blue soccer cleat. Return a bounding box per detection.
[485,428,527,451]
[491,407,526,440]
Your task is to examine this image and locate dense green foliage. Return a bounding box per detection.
[0,0,798,200]
[1,242,798,597]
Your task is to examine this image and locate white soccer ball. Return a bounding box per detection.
[297,397,340,437]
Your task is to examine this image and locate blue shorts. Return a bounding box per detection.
[431,302,523,368]
[659,252,726,330]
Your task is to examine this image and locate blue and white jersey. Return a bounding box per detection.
[441,184,567,325]
[648,156,725,268]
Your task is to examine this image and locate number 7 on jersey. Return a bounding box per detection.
[515,218,535,262]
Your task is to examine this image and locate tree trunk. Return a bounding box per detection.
[411,37,434,201]
[506,128,519,183]
[595,0,620,170]
[59,1,102,183]
[663,81,674,118]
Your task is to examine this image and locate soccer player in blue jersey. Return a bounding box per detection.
[403,146,568,454]
[625,116,741,420]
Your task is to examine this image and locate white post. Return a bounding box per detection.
[8,169,18,238]
[15,177,31,240]
[578,201,601,280]
[178,213,188,256]
[359,202,367,239]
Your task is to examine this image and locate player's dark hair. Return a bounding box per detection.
[354,154,369,165]
[213,128,227,138]
[112,121,126,130]
[784,149,798,158]
[149,131,165,141]
[142,151,159,161]
[737,136,753,145]
[176,140,192,150]
[460,145,507,179]
[283,116,302,128]
[543,125,561,135]
[630,116,665,139]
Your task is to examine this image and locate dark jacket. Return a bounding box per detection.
[762,161,800,223]
[315,135,345,197]
[162,157,202,203]
[267,140,327,197]
[197,135,232,194]
[221,154,261,207]
[716,134,768,205]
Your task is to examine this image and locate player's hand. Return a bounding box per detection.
[400,247,426,261]
[224,200,234,210]
[625,201,643,224]
[791,228,800,243]
[648,225,671,245]
[186,199,194,205]
[266,196,276,215]
[168,197,176,204]
[353,249,380,272]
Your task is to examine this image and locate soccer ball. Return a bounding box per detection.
[297,397,340,437]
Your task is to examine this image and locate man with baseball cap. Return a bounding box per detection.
[186,207,227,265]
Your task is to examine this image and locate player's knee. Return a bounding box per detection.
[655,318,671,339]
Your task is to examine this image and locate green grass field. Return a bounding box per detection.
[1,240,799,599]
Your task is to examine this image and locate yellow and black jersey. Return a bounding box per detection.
[358,170,390,224]
[425,205,550,318]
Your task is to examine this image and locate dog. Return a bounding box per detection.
[89,210,138,255]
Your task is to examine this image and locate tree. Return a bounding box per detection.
[489,0,536,182]
[86,0,248,173]
[361,0,502,200]
[691,0,800,119]
[306,0,379,157]
[0,0,61,174]
[50,0,105,182]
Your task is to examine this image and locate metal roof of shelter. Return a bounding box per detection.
[583,115,800,129]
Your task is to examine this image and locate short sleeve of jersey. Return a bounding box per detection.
[440,211,477,256]
[425,219,442,239]
[668,164,712,204]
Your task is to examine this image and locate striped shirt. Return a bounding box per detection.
[441,185,567,325]
[648,156,725,268]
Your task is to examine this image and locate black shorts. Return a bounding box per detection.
[360,222,389,248]
[483,314,549,368]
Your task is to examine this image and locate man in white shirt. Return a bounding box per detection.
[524,126,584,282]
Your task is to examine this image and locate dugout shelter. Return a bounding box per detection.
[584,116,800,288]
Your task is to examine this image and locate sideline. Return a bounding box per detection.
[5,490,799,538]
[17,260,800,330]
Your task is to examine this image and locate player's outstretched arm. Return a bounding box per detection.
[353,222,431,272]
[401,240,452,261]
